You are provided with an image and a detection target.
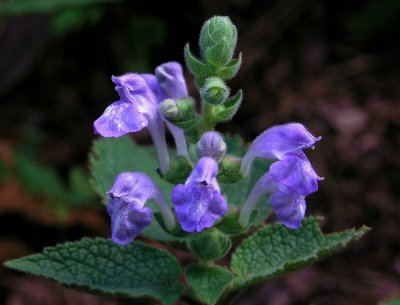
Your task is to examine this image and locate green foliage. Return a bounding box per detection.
[379,299,400,305]
[188,229,231,261]
[5,238,182,304]
[89,136,181,243]
[14,151,95,217]
[214,90,243,123]
[0,0,116,15]
[51,7,103,35]
[216,54,242,80]
[185,264,233,305]
[231,217,369,288]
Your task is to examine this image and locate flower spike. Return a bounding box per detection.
[172,157,227,232]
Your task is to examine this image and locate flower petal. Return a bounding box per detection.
[107,199,152,245]
[112,73,158,118]
[172,182,227,232]
[269,152,322,196]
[107,172,160,206]
[155,62,188,99]
[270,191,306,229]
[186,157,219,191]
[141,73,168,103]
[93,101,148,137]
[249,123,321,160]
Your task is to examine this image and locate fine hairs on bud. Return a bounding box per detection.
[196,131,227,161]
[159,99,179,119]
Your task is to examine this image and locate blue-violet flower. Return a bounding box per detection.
[142,62,189,157]
[239,123,322,229]
[172,157,227,232]
[107,172,175,245]
[94,74,170,174]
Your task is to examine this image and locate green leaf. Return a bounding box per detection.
[214,90,243,123]
[15,151,66,199]
[186,264,233,305]
[217,53,242,80]
[5,238,182,304]
[89,136,180,243]
[231,217,369,288]
[184,43,212,79]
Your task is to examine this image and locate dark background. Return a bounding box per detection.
[0,0,399,304]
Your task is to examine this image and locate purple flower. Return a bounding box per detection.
[107,172,175,245]
[239,123,322,229]
[240,123,321,176]
[94,74,170,174]
[171,157,227,232]
[142,62,189,157]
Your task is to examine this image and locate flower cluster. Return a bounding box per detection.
[93,16,322,245]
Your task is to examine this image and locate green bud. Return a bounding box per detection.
[217,155,244,184]
[159,98,178,119]
[188,228,231,261]
[200,77,230,105]
[159,97,199,129]
[200,16,237,66]
[164,156,192,184]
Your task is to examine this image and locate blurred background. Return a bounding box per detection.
[0,0,399,304]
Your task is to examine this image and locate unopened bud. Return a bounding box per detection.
[217,155,244,184]
[196,131,227,161]
[159,98,179,119]
[188,228,231,261]
[200,77,230,105]
[199,16,237,66]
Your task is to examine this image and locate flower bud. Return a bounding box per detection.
[188,228,231,261]
[159,98,179,119]
[200,16,237,67]
[217,155,244,184]
[164,156,193,184]
[196,131,227,161]
[200,77,230,105]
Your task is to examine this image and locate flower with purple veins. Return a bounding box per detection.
[172,157,227,232]
[94,73,170,174]
[107,172,175,245]
[239,123,322,229]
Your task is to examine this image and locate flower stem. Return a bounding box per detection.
[202,102,215,131]
[147,119,170,175]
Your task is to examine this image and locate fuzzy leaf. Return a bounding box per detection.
[89,136,180,243]
[214,90,243,122]
[5,238,182,304]
[184,43,212,79]
[186,264,233,305]
[231,217,369,288]
[217,53,242,80]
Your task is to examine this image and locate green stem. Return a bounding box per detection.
[202,102,215,131]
